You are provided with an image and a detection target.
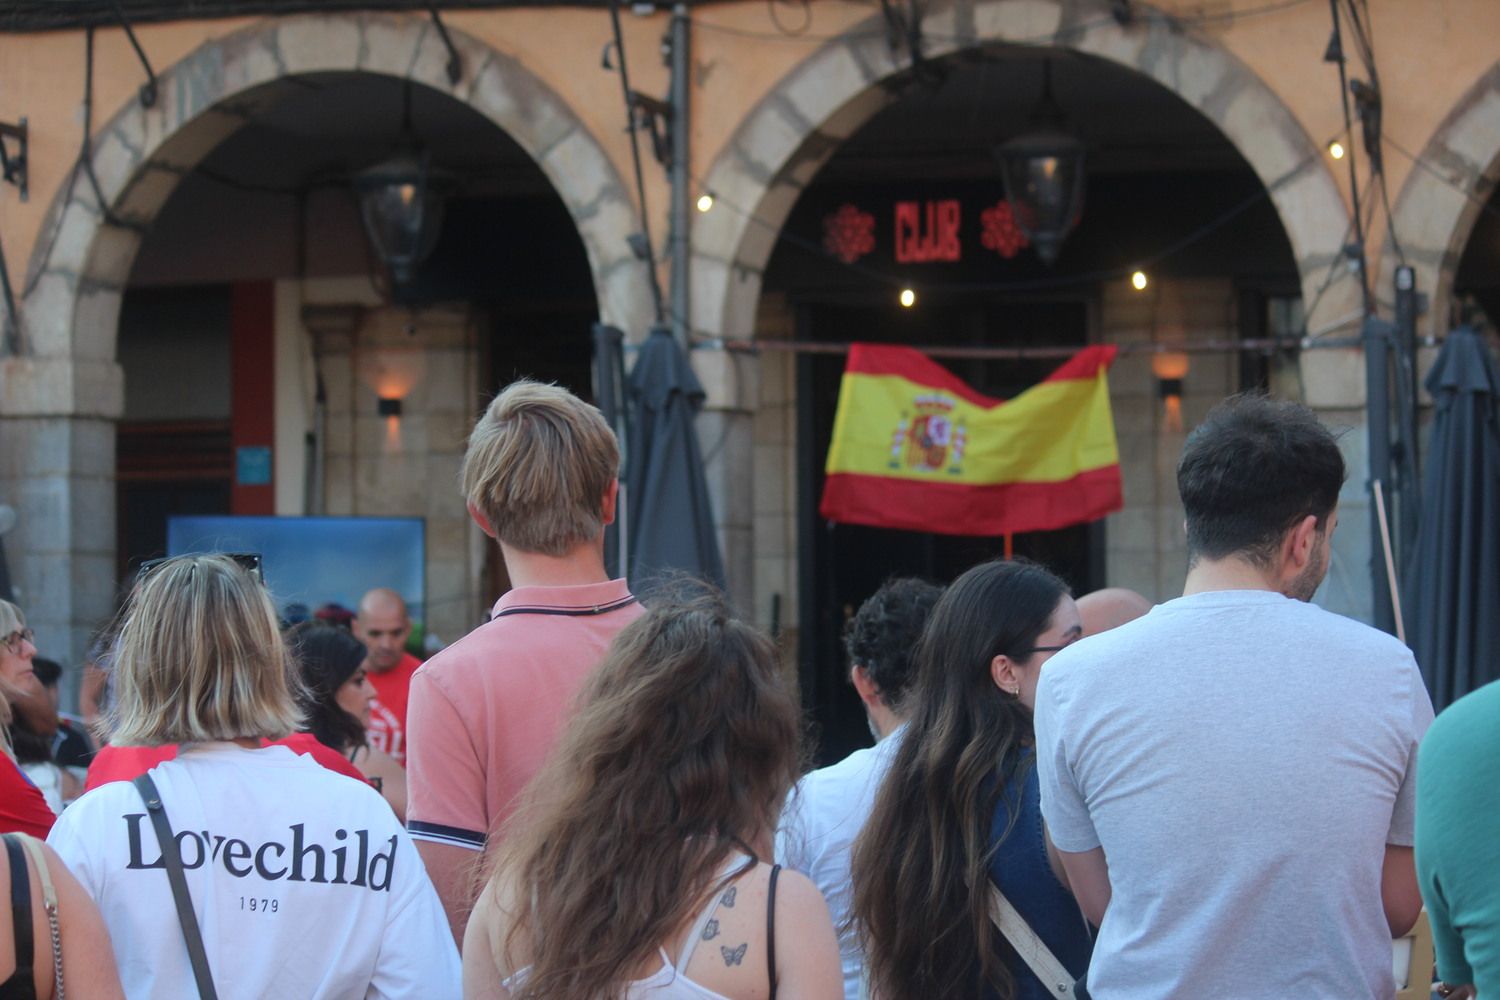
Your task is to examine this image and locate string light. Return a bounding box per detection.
[696,192,715,213]
[1328,139,1346,160]
[1131,270,1149,291]
[899,288,916,308]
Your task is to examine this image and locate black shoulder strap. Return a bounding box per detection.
[766,863,781,1000]
[4,834,37,1000]
[132,774,220,1000]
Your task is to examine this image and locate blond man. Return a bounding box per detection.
[406,380,643,946]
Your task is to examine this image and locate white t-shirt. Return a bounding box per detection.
[1034,589,1433,1000]
[776,725,905,1000]
[48,742,460,999]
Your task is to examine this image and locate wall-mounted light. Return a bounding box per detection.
[377,396,403,418]
[1328,139,1346,161]
[695,192,715,213]
[1131,270,1149,291]
[899,288,917,308]
[1152,351,1189,432]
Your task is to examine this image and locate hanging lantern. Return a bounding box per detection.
[996,60,1086,266]
[355,151,450,286]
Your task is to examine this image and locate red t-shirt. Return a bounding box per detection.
[85,733,367,791]
[0,754,55,837]
[366,652,421,764]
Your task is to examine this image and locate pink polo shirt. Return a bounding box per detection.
[405,579,642,851]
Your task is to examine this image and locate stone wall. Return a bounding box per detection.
[310,303,483,644]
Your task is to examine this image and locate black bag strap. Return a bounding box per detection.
[766,863,780,1000]
[4,834,37,1000]
[132,773,220,1000]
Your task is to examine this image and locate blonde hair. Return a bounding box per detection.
[107,555,302,746]
[0,600,23,752]
[461,380,619,557]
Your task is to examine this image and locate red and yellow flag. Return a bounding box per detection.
[819,343,1123,536]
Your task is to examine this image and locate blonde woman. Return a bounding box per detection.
[0,601,54,838]
[0,599,125,998]
[47,555,459,999]
[463,596,843,1000]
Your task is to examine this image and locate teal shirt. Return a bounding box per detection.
[1415,679,1500,994]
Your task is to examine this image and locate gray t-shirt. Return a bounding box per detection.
[1034,589,1432,1000]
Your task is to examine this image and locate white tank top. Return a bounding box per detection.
[507,856,754,1000]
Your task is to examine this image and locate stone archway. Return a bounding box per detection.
[690,0,1357,344]
[686,0,1372,630]
[6,12,648,661]
[1381,60,1500,339]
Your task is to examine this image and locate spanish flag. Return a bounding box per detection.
[819,344,1122,536]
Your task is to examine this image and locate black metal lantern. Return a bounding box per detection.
[354,151,450,286]
[996,60,1086,266]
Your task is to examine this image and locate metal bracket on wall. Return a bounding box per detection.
[0,118,26,200]
[427,7,463,86]
[109,0,158,107]
[627,91,672,166]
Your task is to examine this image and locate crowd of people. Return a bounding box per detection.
[0,383,1496,1000]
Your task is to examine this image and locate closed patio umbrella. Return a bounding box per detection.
[625,327,726,594]
[1404,325,1500,710]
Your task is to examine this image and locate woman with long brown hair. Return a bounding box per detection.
[850,560,1092,999]
[463,596,843,999]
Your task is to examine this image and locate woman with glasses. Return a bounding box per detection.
[46,554,459,999]
[850,559,1092,1000]
[0,602,55,838]
[463,595,843,1000]
[0,599,127,999]
[287,622,407,821]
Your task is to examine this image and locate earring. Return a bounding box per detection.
[1008,685,1020,697]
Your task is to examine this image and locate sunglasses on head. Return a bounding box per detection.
[138,552,265,585]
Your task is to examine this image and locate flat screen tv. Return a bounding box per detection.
[165,515,425,624]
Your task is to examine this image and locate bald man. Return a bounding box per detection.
[353,587,421,764]
[1076,587,1153,638]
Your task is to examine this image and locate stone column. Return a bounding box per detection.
[692,347,759,617]
[0,354,125,673]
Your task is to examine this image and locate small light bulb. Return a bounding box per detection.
[696,193,715,213]
[1131,271,1149,291]
[899,288,916,308]
[1328,140,1346,160]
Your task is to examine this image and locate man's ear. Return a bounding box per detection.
[600,479,620,527]
[850,665,883,710]
[467,500,496,539]
[1283,514,1321,574]
[990,654,1021,696]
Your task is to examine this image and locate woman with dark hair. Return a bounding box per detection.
[287,622,407,820]
[850,559,1091,1000]
[463,596,843,999]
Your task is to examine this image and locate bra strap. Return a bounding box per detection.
[766,863,781,1000]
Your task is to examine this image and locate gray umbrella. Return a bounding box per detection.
[625,327,726,593]
[1404,324,1500,710]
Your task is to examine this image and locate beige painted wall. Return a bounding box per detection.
[3,2,1499,306]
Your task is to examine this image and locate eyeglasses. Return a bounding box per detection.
[138,552,264,585]
[2,628,35,655]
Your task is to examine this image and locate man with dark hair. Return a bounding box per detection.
[1034,395,1433,1000]
[777,576,942,1000]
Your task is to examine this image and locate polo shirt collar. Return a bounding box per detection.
[490,577,635,618]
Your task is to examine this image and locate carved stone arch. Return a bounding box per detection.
[20,11,650,399]
[4,12,649,664]
[1381,60,1500,338]
[690,0,1357,342]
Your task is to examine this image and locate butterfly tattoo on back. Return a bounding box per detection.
[721,943,748,967]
